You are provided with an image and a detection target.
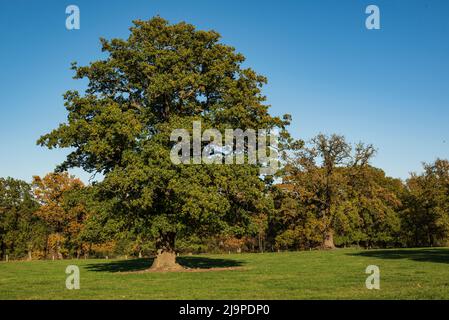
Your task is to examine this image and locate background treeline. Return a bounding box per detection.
[1,134,448,260]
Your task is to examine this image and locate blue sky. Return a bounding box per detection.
[0,0,448,182]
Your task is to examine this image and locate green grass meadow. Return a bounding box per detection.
[1,248,448,299]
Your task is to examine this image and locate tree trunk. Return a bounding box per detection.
[150,232,183,271]
[56,240,63,260]
[322,229,335,249]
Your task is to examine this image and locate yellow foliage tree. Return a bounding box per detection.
[32,172,87,259]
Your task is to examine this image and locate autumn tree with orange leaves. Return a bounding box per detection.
[32,172,89,259]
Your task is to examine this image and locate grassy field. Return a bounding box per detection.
[0,247,448,299]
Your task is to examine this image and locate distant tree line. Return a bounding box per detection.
[1,143,448,260]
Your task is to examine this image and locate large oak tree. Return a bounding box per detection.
[38,17,291,270]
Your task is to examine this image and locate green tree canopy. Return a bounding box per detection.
[0,177,43,259]
[402,159,449,246]
[38,17,291,270]
[277,134,378,249]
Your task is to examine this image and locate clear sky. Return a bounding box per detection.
[0,0,448,183]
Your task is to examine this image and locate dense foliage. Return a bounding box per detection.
[37,17,290,268]
[1,156,448,260]
[1,18,448,261]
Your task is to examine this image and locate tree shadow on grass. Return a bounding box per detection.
[85,256,244,273]
[86,258,151,273]
[176,256,244,269]
[347,248,449,264]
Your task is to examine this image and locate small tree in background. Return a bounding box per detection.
[402,159,449,246]
[335,166,403,248]
[279,134,376,249]
[32,172,88,259]
[0,178,44,260]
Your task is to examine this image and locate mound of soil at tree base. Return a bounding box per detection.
[149,251,185,272]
